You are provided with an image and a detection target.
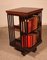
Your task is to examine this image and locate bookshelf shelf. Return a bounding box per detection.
[6,7,43,56]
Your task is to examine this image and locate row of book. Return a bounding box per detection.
[21,15,39,33]
[22,34,37,48]
[21,15,39,48]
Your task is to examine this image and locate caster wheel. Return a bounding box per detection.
[32,47,37,52]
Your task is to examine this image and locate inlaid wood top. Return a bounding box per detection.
[6,7,43,16]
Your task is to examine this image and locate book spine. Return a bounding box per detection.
[25,20,27,33]
[32,16,38,30]
[25,35,27,47]
[21,21,25,33]
[22,35,24,47]
[33,34,37,46]
[31,35,33,47]
[28,20,31,33]
[24,35,25,47]
[22,21,24,32]
[22,35,27,48]
[27,18,33,33]
[27,35,33,48]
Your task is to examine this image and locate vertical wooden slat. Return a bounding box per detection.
[38,12,42,41]
[19,16,22,46]
[7,14,15,43]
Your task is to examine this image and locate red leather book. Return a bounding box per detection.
[22,35,27,47]
[28,35,32,48]
[27,20,33,33]
[32,16,38,30]
[32,34,37,46]
[22,35,24,47]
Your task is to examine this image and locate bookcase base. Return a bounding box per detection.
[10,39,42,56]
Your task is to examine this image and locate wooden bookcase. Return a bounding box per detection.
[6,7,43,56]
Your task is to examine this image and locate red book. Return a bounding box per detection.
[33,34,37,46]
[22,35,24,48]
[22,35,27,47]
[32,16,38,30]
[25,35,27,47]
[28,35,32,48]
[27,18,33,33]
[28,20,32,33]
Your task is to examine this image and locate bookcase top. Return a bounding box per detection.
[6,7,43,16]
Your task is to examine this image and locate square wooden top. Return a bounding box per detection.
[6,7,43,16]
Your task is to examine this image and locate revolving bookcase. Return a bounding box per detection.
[6,7,43,56]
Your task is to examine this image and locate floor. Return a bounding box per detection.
[0,25,47,60]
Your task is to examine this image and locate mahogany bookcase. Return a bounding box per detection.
[6,7,43,56]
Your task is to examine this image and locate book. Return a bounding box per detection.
[21,21,22,32]
[21,20,26,33]
[21,21,25,32]
[22,35,27,47]
[27,19,33,33]
[32,16,39,30]
[28,35,32,48]
[25,20,27,33]
[32,34,37,46]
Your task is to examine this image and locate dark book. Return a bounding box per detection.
[21,21,22,32]
[21,21,25,32]
[25,20,27,33]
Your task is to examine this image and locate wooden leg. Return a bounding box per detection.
[32,47,37,52]
[21,51,28,56]
[21,52,26,56]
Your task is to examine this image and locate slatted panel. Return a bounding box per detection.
[7,15,15,42]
